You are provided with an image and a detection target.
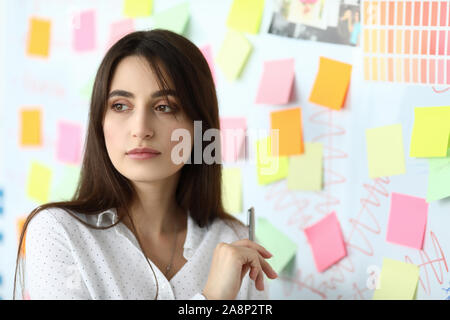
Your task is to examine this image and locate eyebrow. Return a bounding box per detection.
[108,89,178,100]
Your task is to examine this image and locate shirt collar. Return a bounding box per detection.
[96,207,206,259]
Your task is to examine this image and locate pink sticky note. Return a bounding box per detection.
[220,117,247,163]
[304,211,347,273]
[255,58,295,105]
[200,44,217,85]
[106,19,135,51]
[386,192,428,250]
[73,10,96,52]
[57,121,82,164]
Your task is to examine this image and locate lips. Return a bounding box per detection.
[126,147,161,155]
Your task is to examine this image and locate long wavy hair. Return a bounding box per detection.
[13,29,242,299]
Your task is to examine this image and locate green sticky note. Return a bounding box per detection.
[255,217,297,275]
[373,258,419,300]
[410,106,450,158]
[80,77,94,99]
[365,124,406,178]
[287,143,323,191]
[426,148,450,202]
[222,167,242,215]
[256,136,288,185]
[123,0,153,17]
[50,165,81,202]
[27,161,52,204]
[216,30,252,81]
[153,1,189,35]
[226,0,265,34]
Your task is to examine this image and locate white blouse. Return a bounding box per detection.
[22,207,269,300]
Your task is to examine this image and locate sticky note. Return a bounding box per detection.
[200,45,217,85]
[287,143,323,191]
[220,117,246,163]
[153,1,190,35]
[226,0,265,34]
[270,107,304,156]
[107,19,135,50]
[365,124,406,178]
[309,57,352,110]
[255,217,297,274]
[123,0,153,17]
[80,77,94,99]
[17,216,27,256]
[304,211,347,273]
[216,30,252,81]
[373,258,420,300]
[222,167,242,215]
[256,136,288,185]
[50,166,81,202]
[20,109,42,146]
[255,58,295,105]
[73,10,96,52]
[57,121,82,164]
[426,148,450,202]
[27,161,52,204]
[386,192,428,250]
[409,106,450,158]
[27,17,51,57]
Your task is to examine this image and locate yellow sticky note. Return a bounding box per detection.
[309,57,352,110]
[373,258,419,300]
[216,30,252,81]
[410,106,450,158]
[227,0,265,34]
[222,167,242,215]
[20,109,42,146]
[255,217,297,275]
[270,107,304,156]
[123,0,153,17]
[27,17,51,57]
[365,124,406,178]
[287,143,323,191]
[27,162,52,204]
[256,136,288,185]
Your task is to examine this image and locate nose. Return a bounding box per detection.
[131,106,154,139]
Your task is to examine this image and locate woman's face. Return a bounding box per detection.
[103,55,194,184]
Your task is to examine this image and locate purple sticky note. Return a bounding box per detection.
[255,58,295,105]
[304,211,347,273]
[386,192,428,250]
[73,10,96,52]
[200,44,216,85]
[57,121,82,164]
[220,117,246,163]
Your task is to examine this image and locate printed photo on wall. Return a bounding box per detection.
[268,0,361,47]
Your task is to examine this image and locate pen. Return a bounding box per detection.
[247,207,255,241]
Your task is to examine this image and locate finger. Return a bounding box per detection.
[258,253,278,279]
[255,270,264,291]
[233,239,273,259]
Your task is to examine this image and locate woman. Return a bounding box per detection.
[13,29,277,300]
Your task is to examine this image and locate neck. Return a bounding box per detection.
[127,172,185,238]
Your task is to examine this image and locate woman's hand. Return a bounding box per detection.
[202,239,278,300]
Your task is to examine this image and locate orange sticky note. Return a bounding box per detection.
[17,216,27,256]
[27,17,51,57]
[309,57,352,110]
[270,107,304,156]
[20,109,42,146]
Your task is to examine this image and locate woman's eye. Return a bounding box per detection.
[155,104,175,113]
[111,103,130,112]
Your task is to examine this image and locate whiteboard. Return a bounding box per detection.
[0,0,449,300]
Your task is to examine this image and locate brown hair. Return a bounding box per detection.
[13,29,243,299]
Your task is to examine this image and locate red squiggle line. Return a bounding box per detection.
[432,86,450,93]
[279,270,327,299]
[404,231,448,295]
[346,177,390,256]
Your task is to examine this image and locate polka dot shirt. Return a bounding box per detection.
[23,207,269,300]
